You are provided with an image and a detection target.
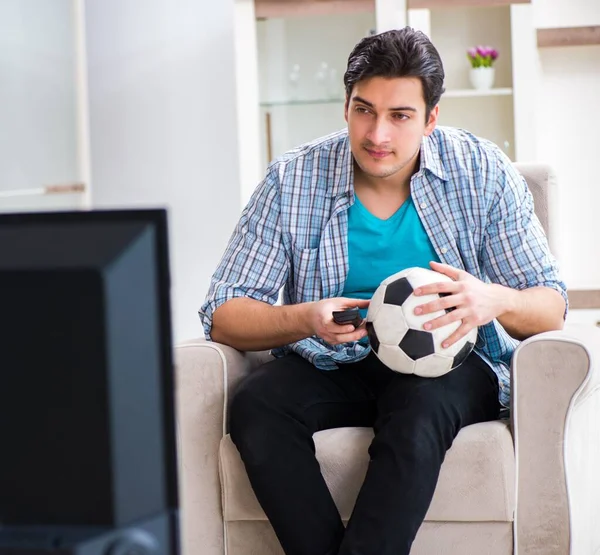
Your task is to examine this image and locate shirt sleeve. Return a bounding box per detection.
[481,148,568,318]
[198,164,289,340]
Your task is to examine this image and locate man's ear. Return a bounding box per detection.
[344,97,349,124]
[424,105,439,136]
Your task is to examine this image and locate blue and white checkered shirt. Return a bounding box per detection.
[200,127,568,407]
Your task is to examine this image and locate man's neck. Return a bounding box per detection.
[353,153,421,197]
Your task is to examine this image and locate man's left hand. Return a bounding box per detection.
[413,261,514,349]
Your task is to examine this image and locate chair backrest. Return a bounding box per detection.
[513,163,557,250]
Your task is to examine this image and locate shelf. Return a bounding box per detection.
[255,0,530,19]
[410,0,529,8]
[260,98,345,108]
[255,0,373,19]
[260,88,512,108]
[537,26,600,48]
[568,289,600,310]
[0,183,86,199]
[443,88,513,98]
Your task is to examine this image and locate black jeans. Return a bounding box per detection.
[229,351,500,555]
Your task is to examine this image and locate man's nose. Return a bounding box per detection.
[366,117,391,147]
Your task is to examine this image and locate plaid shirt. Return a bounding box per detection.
[199,127,567,407]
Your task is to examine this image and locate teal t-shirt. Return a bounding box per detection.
[342,194,441,319]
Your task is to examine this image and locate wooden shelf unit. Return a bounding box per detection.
[255,0,373,18]
[255,0,530,19]
[537,26,600,48]
[568,289,600,310]
[410,0,528,8]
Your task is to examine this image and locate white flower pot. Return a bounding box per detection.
[469,67,495,90]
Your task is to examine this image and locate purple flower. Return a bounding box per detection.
[467,45,499,68]
[476,45,489,57]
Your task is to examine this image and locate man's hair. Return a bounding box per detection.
[343,27,445,119]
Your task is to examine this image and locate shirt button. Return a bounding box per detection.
[420,202,427,209]
[440,247,448,254]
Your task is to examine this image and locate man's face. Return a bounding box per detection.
[345,76,438,180]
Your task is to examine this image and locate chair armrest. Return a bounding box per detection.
[174,339,272,555]
[512,324,600,554]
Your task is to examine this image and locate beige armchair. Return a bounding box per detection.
[175,165,600,555]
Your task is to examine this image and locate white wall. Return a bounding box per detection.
[0,0,78,195]
[375,0,407,32]
[532,0,600,289]
[85,0,241,342]
[535,44,600,289]
[234,0,262,207]
[534,0,600,29]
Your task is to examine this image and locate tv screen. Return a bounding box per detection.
[0,209,179,555]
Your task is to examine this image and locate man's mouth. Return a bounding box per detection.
[365,147,392,159]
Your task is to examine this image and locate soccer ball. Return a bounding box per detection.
[366,267,477,377]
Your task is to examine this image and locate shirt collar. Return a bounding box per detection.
[419,132,448,181]
[331,132,354,197]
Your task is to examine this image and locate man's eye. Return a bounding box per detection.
[393,113,408,120]
[355,107,370,114]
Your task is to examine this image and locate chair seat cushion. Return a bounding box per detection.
[219,420,515,523]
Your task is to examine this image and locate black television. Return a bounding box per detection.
[0,209,179,555]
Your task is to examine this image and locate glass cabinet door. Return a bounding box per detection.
[0,0,86,213]
[256,11,376,171]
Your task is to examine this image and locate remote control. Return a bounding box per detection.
[332,306,363,329]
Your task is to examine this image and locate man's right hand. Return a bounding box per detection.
[306,298,370,346]
[211,296,370,352]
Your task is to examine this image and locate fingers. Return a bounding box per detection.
[414,281,462,297]
[422,308,468,331]
[440,321,474,349]
[429,261,463,280]
[325,326,367,345]
[415,293,463,315]
[340,297,370,309]
[324,316,367,344]
[315,297,370,345]
[331,323,357,334]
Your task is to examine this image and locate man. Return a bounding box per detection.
[199,27,567,555]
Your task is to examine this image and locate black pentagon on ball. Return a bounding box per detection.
[399,329,435,360]
[452,341,474,369]
[383,277,413,307]
[366,321,380,354]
